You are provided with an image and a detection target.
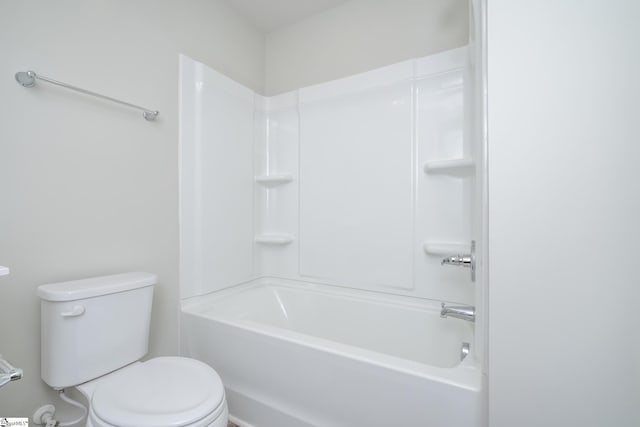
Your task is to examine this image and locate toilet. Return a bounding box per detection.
[37,272,228,427]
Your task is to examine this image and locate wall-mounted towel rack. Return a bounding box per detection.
[15,70,159,121]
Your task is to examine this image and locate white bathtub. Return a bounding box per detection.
[180,279,482,427]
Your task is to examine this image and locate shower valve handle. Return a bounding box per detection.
[441,254,472,267]
[441,240,476,282]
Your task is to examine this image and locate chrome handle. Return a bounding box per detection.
[441,240,476,282]
[441,254,472,266]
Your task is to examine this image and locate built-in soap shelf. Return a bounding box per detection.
[255,233,294,245]
[423,241,470,256]
[255,174,293,187]
[423,158,474,175]
[0,266,9,276]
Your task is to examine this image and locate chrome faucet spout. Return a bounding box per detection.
[440,303,475,323]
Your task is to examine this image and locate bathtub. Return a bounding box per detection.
[180,278,482,427]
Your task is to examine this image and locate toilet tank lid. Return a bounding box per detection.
[38,272,157,302]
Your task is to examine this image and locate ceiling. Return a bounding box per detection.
[224,0,350,32]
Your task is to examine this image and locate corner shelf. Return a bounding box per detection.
[255,234,294,245]
[423,158,475,175]
[423,241,470,256]
[0,266,9,276]
[255,174,293,187]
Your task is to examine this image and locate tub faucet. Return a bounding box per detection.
[440,303,475,323]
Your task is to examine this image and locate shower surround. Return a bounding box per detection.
[179,46,482,426]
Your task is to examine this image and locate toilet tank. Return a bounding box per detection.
[38,272,156,389]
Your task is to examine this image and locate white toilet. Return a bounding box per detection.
[37,272,228,427]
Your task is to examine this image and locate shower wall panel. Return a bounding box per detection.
[180,55,255,298]
[254,92,300,278]
[180,47,473,304]
[298,66,415,290]
[414,61,474,304]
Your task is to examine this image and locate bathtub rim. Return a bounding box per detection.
[181,277,481,391]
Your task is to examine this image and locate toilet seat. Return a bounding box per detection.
[87,357,226,427]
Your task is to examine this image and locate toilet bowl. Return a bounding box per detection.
[37,272,229,427]
[77,357,228,427]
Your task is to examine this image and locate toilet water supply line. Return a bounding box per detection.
[0,355,23,388]
[34,390,87,427]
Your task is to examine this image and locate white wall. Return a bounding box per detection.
[488,1,640,426]
[0,0,264,417]
[264,0,469,95]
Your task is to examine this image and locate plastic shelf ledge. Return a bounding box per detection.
[423,158,475,174]
[255,175,293,186]
[255,234,294,245]
[423,242,470,256]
